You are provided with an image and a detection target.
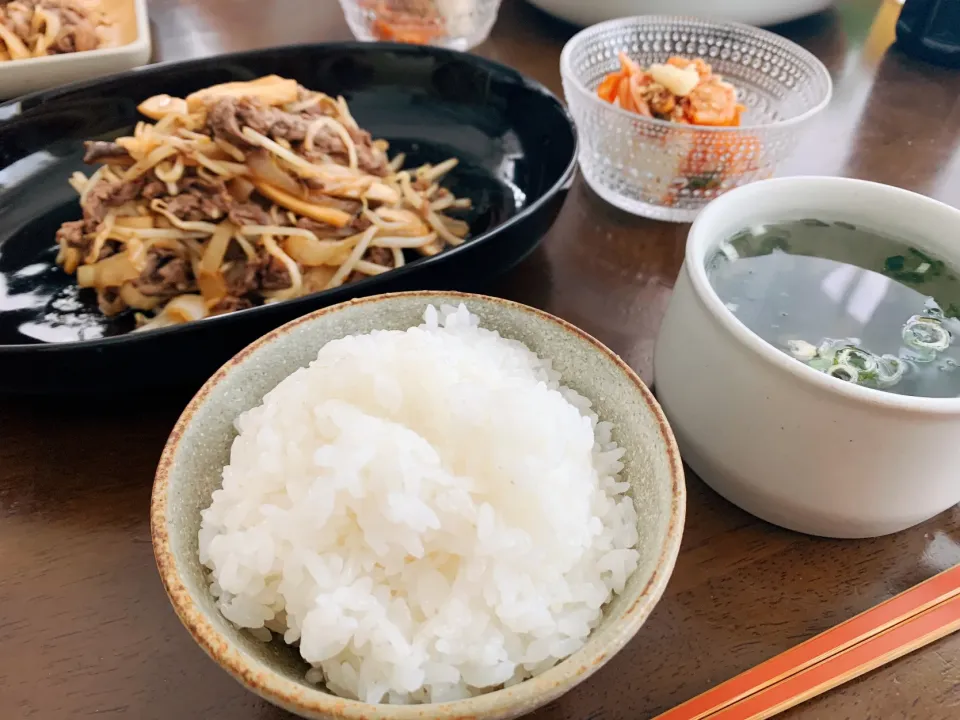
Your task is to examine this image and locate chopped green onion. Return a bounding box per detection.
[828,364,858,383]
[786,339,817,361]
[903,316,951,354]
[876,355,906,387]
[837,346,877,374]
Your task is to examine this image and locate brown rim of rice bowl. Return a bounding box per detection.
[151,290,686,720]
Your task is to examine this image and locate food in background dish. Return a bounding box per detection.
[0,0,111,60]
[707,219,960,397]
[597,53,759,205]
[55,76,471,332]
[199,304,641,704]
[362,0,476,45]
[597,54,744,127]
[365,0,445,44]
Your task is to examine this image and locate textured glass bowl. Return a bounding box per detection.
[339,0,502,51]
[560,16,832,222]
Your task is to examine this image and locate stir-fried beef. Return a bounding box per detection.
[209,296,253,315]
[2,2,32,39]
[345,247,397,284]
[353,214,373,232]
[365,247,393,267]
[2,1,101,54]
[258,257,292,291]
[299,127,389,177]
[222,258,259,298]
[55,220,85,250]
[227,201,271,227]
[295,216,356,239]
[97,287,124,316]
[82,141,129,165]
[301,192,363,215]
[142,179,167,199]
[84,177,145,225]
[54,77,470,331]
[206,98,266,146]
[164,192,223,222]
[133,249,193,297]
[162,178,272,227]
[51,4,99,53]
[206,97,389,176]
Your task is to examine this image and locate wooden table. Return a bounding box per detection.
[2,1,959,718]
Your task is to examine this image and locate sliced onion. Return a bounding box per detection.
[252,182,353,228]
[150,200,219,233]
[370,233,436,249]
[354,260,391,275]
[137,94,189,121]
[302,266,337,292]
[324,226,376,290]
[115,216,155,229]
[246,151,303,197]
[0,23,31,60]
[200,222,235,274]
[77,251,143,288]
[260,234,303,302]
[304,116,358,170]
[283,233,358,267]
[227,177,255,202]
[163,295,207,323]
[134,294,208,332]
[197,269,229,304]
[119,283,163,311]
[122,144,178,182]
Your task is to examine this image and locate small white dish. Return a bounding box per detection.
[528,0,837,28]
[654,177,960,538]
[0,0,150,100]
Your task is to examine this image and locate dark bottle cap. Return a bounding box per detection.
[895,0,960,68]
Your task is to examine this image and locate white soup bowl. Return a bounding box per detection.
[654,177,960,538]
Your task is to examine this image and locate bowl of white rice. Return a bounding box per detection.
[152,291,685,720]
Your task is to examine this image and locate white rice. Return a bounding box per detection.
[199,304,641,704]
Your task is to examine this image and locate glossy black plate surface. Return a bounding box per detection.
[0,43,576,394]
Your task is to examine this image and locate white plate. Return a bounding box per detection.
[527,0,837,27]
[0,0,151,99]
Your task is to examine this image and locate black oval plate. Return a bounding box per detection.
[0,43,576,394]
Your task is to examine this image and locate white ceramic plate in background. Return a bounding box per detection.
[527,0,837,28]
[0,0,151,99]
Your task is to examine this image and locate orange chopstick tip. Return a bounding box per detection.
[654,564,960,720]
[706,594,960,720]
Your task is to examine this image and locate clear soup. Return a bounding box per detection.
[706,219,960,398]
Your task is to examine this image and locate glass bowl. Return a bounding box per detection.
[339,0,502,51]
[560,16,832,222]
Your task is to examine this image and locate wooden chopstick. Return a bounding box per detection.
[704,592,960,720]
[653,564,960,720]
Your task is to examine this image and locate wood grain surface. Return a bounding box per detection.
[2,1,959,718]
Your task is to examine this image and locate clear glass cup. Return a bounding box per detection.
[560,16,833,222]
[339,0,502,52]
